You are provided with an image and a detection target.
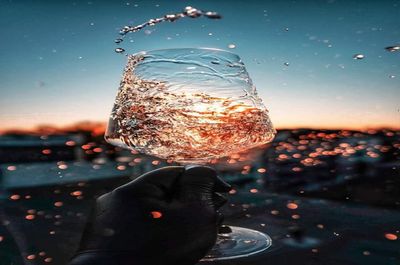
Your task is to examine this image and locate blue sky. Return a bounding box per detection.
[0,0,399,130]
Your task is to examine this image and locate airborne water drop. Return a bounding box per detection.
[385,46,400,52]
[353,54,364,60]
[204,11,222,19]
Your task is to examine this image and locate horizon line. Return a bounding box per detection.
[1,120,399,135]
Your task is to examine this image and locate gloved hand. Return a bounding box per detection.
[68,165,231,265]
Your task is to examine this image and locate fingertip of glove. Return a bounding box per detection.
[183,165,231,192]
[214,175,232,192]
[184,165,217,176]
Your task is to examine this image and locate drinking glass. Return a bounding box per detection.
[105,48,275,260]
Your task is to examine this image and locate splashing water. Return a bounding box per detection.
[105,49,275,164]
[108,9,275,164]
[114,6,222,54]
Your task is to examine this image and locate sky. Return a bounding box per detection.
[0,0,399,131]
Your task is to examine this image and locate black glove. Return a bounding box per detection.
[68,165,231,265]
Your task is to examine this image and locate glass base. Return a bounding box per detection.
[201,226,272,261]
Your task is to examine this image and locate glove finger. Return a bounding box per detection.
[178,165,217,203]
[115,166,184,198]
[214,175,232,193]
[212,192,228,209]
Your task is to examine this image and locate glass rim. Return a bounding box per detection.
[128,47,241,58]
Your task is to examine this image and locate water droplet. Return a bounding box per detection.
[284,62,290,66]
[285,27,289,31]
[204,11,221,19]
[133,25,144,31]
[165,14,178,22]
[144,30,152,35]
[228,44,236,49]
[138,87,148,92]
[115,48,125,53]
[184,6,202,18]
[385,46,400,52]
[119,27,130,35]
[353,54,365,60]
[389,75,396,79]
[148,19,157,26]
[115,38,123,44]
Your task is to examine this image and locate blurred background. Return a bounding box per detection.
[0,0,399,264]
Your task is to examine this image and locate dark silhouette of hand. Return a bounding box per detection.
[68,165,231,265]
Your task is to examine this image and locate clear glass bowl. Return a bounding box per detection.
[105,48,275,164]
